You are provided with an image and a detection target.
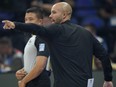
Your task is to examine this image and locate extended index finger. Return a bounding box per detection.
[2,20,9,23]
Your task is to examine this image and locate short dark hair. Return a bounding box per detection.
[26,7,43,19]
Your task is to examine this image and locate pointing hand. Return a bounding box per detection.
[2,20,15,29]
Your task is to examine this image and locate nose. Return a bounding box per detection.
[49,14,52,18]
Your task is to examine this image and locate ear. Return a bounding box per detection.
[63,12,67,19]
[38,19,43,24]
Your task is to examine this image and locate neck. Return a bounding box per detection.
[61,19,70,24]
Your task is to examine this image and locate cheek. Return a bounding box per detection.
[54,14,62,20]
[57,15,63,20]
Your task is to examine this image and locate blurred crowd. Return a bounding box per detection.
[0,0,116,73]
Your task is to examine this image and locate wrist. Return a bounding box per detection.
[21,79,27,84]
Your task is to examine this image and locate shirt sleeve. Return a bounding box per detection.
[34,36,49,58]
[14,22,62,38]
[92,35,112,81]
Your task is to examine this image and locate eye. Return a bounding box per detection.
[29,18,34,21]
[52,11,56,14]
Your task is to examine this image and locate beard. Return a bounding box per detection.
[54,17,63,24]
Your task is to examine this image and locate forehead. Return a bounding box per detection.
[25,12,37,18]
[51,4,63,12]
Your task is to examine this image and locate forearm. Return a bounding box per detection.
[96,51,112,81]
[21,56,47,84]
[95,50,112,81]
[21,64,44,84]
[14,22,62,38]
[14,22,40,34]
[101,56,112,81]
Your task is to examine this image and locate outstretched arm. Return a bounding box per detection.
[2,20,62,38]
[2,20,44,34]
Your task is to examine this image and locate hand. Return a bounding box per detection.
[18,80,26,87]
[103,81,113,87]
[16,69,27,80]
[2,20,15,29]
